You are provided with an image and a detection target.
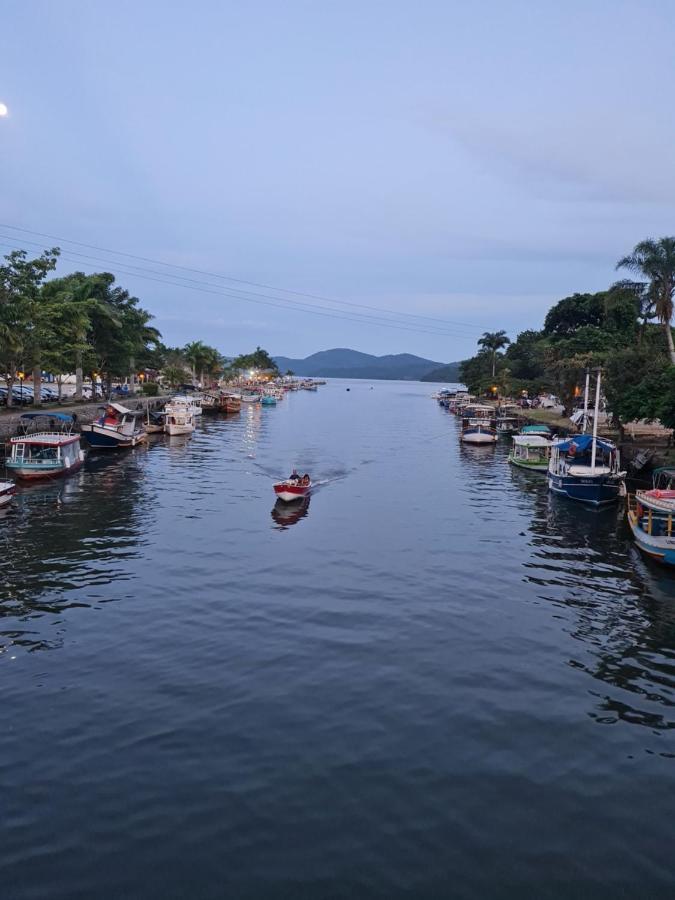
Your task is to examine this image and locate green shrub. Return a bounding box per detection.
[141,382,159,396]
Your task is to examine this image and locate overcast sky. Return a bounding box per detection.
[2,0,674,362]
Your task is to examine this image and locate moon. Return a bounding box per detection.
[0,103,8,117]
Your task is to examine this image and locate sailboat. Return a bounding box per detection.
[547,369,626,505]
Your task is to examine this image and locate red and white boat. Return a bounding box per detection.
[0,481,16,507]
[273,475,312,503]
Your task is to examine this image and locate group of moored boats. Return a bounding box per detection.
[437,376,675,568]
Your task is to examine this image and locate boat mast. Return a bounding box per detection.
[582,367,590,435]
[590,368,601,474]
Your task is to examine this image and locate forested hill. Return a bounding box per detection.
[273,348,457,381]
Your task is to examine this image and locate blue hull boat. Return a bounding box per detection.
[548,432,626,506]
[547,471,624,505]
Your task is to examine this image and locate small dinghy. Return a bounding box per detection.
[273,472,311,502]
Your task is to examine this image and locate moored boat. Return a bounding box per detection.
[461,405,497,444]
[508,434,551,472]
[0,480,16,506]
[164,401,195,435]
[81,403,146,449]
[627,488,675,565]
[7,413,85,480]
[261,395,277,406]
[144,409,165,433]
[273,473,311,502]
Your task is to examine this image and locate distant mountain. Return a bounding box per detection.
[419,362,462,383]
[273,348,450,381]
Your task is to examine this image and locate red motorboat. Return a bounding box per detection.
[274,473,311,503]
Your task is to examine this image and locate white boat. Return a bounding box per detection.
[461,405,497,444]
[0,481,16,506]
[241,392,261,403]
[164,402,195,435]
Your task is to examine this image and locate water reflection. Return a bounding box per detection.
[271,496,311,529]
[0,449,151,655]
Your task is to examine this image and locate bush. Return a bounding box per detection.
[141,382,159,396]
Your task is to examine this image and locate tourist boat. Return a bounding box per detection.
[0,480,16,505]
[7,413,85,479]
[508,434,552,472]
[261,395,277,406]
[461,405,497,444]
[273,474,312,502]
[190,395,203,416]
[164,401,195,436]
[627,468,675,565]
[144,409,165,434]
[547,370,625,505]
[201,392,220,413]
[81,403,146,449]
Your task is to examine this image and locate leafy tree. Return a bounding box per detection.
[477,330,510,377]
[231,346,279,375]
[617,237,675,363]
[0,248,60,406]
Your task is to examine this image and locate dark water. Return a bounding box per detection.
[2,380,675,899]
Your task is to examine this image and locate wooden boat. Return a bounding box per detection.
[222,394,241,414]
[273,475,311,502]
[7,413,85,479]
[508,434,551,472]
[261,395,277,406]
[461,405,497,444]
[81,403,146,449]
[0,480,16,506]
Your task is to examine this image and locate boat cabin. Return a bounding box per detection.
[7,413,83,480]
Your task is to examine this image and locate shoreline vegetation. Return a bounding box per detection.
[0,246,288,409]
[459,236,675,436]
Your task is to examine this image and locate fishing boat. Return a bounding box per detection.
[627,468,675,564]
[461,405,497,444]
[547,369,625,505]
[273,473,312,502]
[508,434,552,472]
[144,409,165,433]
[164,401,195,436]
[0,480,16,506]
[7,413,85,479]
[81,403,146,449]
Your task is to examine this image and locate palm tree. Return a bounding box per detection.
[477,330,511,377]
[617,238,675,363]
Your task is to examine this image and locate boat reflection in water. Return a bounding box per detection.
[271,495,310,529]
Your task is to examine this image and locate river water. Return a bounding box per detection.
[2,380,675,899]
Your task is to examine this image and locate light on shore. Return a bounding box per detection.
[0,103,8,117]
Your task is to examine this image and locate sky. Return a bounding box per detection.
[2,0,675,363]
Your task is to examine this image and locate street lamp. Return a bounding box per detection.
[17,371,24,405]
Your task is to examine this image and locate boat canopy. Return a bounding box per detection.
[19,412,75,422]
[555,434,615,454]
[521,424,551,434]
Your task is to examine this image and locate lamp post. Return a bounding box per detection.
[17,371,24,405]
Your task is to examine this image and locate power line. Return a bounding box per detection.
[0,238,480,341]
[0,221,480,330]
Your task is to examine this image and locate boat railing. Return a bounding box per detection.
[11,431,75,443]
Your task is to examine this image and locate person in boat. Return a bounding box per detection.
[98,405,120,427]
[302,474,310,486]
[289,469,300,482]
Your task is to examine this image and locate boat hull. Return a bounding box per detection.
[462,427,497,444]
[81,425,146,449]
[547,472,624,505]
[165,423,194,435]
[274,483,311,502]
[6,458,83,480]
[0,483,15,506]
[508,455,548,472]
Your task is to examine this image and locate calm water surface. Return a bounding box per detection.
[2,380,675,899]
